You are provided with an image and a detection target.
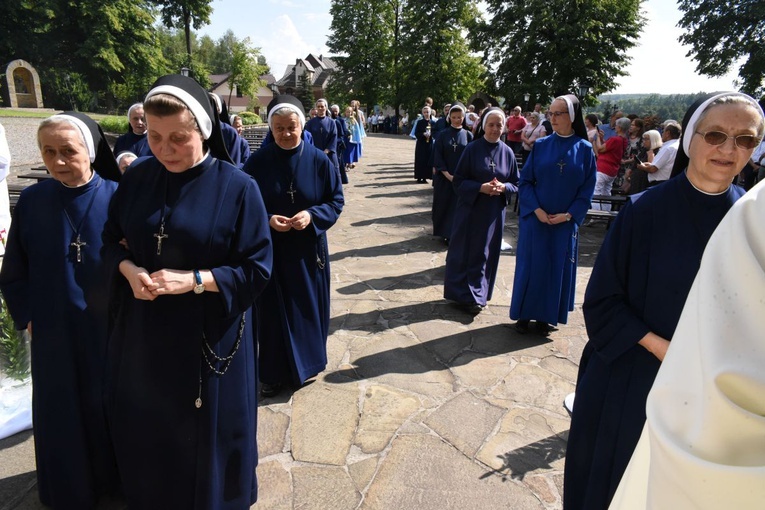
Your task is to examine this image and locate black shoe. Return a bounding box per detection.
[515,320,530,334]
[466,303,485,315]
[260,382,283,398]
[534,321,553,335]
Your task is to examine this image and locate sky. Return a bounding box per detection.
[199,0,740,96]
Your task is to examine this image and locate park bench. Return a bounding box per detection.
[241,125,269,153]
[584,194,627,229]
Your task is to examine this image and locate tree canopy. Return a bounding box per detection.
[473,0,643,107]
[677,0,765,96]
[327,0,485,116]
[1,0,270,112]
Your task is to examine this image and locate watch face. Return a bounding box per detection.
[194,284,204,294]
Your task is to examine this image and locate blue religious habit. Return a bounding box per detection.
[221,122,251,168]
[334,114,350,184]
[305,114,340,178]
[432,126,472,241]
[444,137,518,307]
[510,132,596,325]
[0,173,120,509]
[564,172,745,510]
[101,155,273,509]
[113,130,152,158]
[243,141,344,387]
[413,118,436,181]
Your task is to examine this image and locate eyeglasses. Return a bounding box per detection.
[695,131,761,150]
[548,111,569,118]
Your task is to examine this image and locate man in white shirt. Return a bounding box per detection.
[637,124,681,186]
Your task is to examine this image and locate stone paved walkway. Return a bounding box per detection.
[0,133,610,509]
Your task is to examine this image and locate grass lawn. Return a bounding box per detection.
[0,108,110,121]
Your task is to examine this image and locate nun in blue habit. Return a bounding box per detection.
[431,102,472,243]
[563,92,764,510]
[112,102,152,158]
[510,94,596,334]
[305,98,343,182]
[443,107,518,313]
[242,95,344,399]
[0,112,121,508]
[101,74,273,509]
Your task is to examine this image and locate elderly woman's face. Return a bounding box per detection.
[272,113,302,150]
[129,107,146,135]
[39,124,92,186]
[146,109,205,173]
[422,108,431,119]
[687,103,762,192]
[549,99,573,135]
[483,113,504,143]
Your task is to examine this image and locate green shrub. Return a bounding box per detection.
[239,112,263,125]
[99,116,129,134]
[0,299,30,381]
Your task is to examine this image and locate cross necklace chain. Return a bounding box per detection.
[282,143,305,204]
[155,169,205,256]
[487,144,501,173]
[62,179,101,264]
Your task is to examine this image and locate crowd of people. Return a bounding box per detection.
[403,91,765,509]
[0,78,355,509]
[0,83,764,509]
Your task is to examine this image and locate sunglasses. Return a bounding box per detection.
[695,130,761,150]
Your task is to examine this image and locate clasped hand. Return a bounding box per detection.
[120,261,195,301]
[482,178,505,196]
[270,211,312,232]
[534,208,569,225]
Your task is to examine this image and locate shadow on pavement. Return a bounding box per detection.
[331,235,440,261]
[325,322,552,381]
[336,266,445,295]
[479,432,569,482]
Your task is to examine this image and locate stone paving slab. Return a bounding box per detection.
[1,133,608,509]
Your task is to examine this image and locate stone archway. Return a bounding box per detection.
[467,92,500,113]
[3,60,44,108]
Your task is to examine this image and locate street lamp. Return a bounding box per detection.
[523,92,530,112]
[577,82,591,100]
[180,67,190,77]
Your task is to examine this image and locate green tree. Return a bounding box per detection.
[227,38,267,106]
[151,0,214,71]
[397,0,485,115]
[327,0,394,111]
[1,0,168,110]
[473,0,643,106]
[294,71,315,112]
[677,0,765,96]
[157,26,211,89]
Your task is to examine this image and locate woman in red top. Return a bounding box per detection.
[593,117,631,209]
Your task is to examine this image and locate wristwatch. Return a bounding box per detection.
[193,269,205,294]
[565,213,571,221]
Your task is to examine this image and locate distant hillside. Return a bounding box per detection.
[591,92,713,121]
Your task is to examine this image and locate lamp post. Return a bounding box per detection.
[523,92,530,112]
[180,67,190,77]
[577,82,591,103]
